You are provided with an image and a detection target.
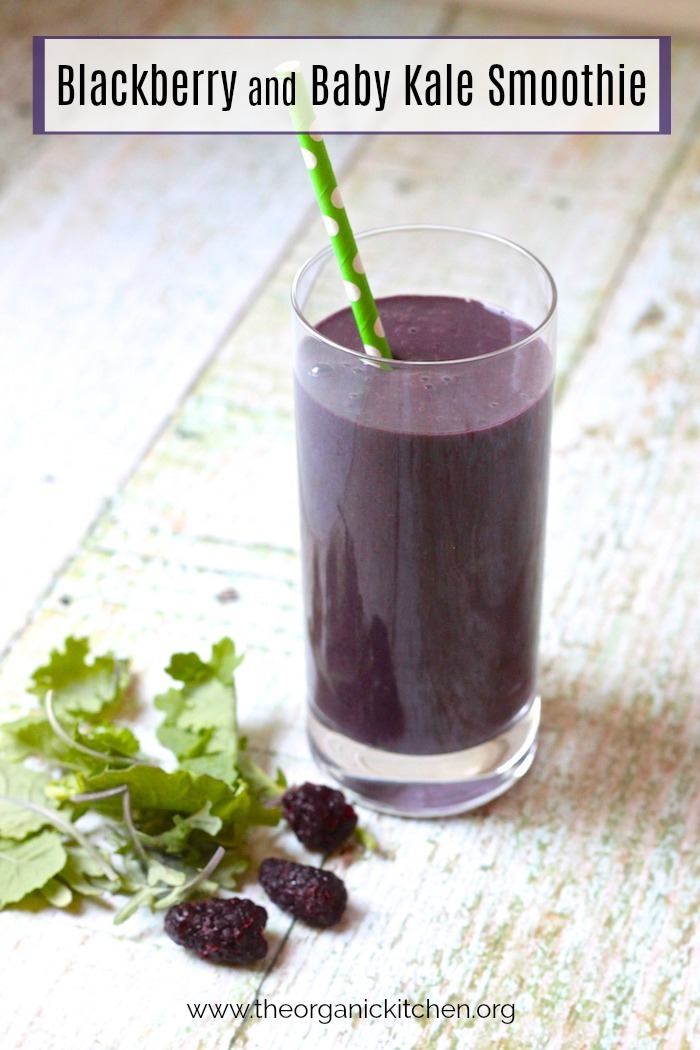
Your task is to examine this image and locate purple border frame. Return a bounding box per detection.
[659,36,672,133]
[32,35,672,136]
[33,36,46,134]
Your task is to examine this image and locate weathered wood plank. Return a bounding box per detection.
[229,119,700,1050]
[0,0,445,654]
[441,0,700,38]
[1,125,698,1050]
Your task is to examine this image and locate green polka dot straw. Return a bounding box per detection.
[276,61,392,360]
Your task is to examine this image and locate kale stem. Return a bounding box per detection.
[182,844,226,893]
[121,789,150,872]
[157,845,227,909]
[70,786,129,803]
[44,689,147,766]
[69,784,149,872]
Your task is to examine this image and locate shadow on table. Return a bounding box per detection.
[479,664,698,834]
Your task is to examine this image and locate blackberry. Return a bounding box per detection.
[281,782,358,854]
[259,858,347,928]
[164,897,267,965]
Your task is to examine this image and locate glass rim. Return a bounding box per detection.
[291,223,558,367]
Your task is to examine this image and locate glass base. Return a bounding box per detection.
[307,696,540,817]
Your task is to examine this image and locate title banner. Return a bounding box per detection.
[34,36,671,135]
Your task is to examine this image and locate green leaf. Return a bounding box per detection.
[60,844,121,897]
[155,638,243,785]
[0,634,295,922]
[0,830,67,907]
[81,765,243,820]
[0,712,134,772]
[354,825,380,853]
[0,762,59,839]
[44,773,85,804]
[147,859,186,888]
[29,636,129,720]
[75,723,140,758]
[0,713,59,764]
[165,637,242,687]
[40,878,73,908]
[113,885,158,925]
[138,804,222,855]
[80,765,278,852]
[152,699,208,763]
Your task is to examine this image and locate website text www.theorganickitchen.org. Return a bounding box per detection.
[186,997,515,1027]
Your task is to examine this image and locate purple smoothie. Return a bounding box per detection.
[295,294,553,756]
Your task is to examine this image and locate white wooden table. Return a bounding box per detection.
[2,2,700,1047]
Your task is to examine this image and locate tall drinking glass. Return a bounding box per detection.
[292,225,556,816]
